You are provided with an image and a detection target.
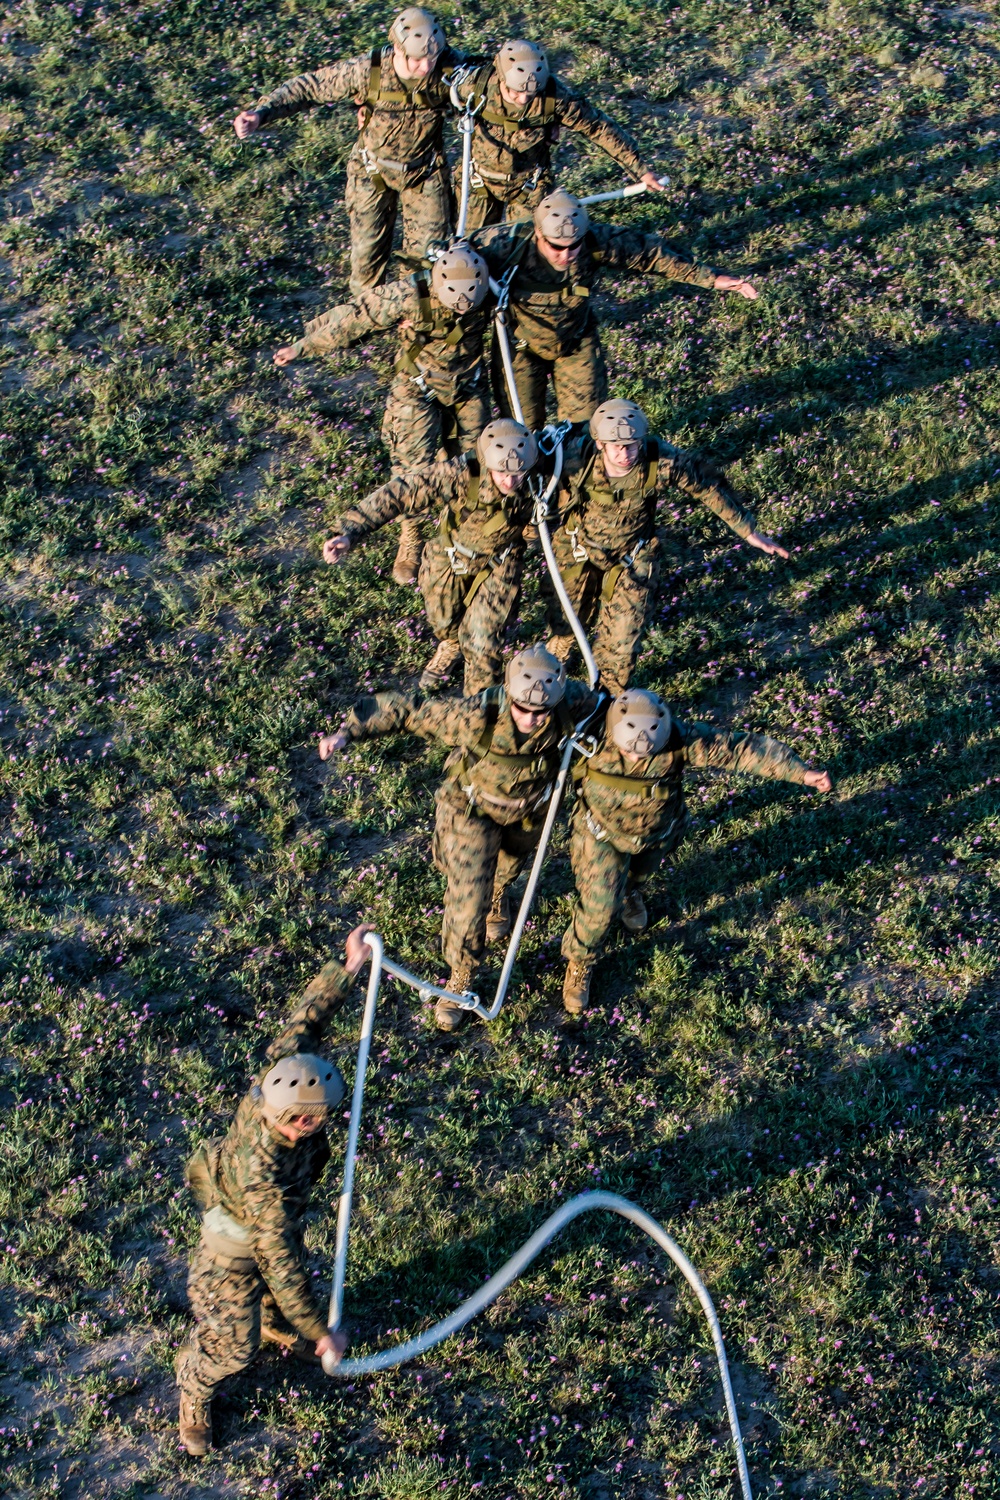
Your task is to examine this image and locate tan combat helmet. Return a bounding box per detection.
[590,398,649,445]
[431,244,489,313]
[389,7,445,58]
[505,643,567,708]
[476,418,538,474]
[259,1053,346,1129]
[607,690,673,757]
[496,39,550,95]
[533,188,590,246]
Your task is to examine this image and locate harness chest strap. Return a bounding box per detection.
[456,687,575,788]
[397,273,466,376]
[563,439,663,594]
[573,722,685,798]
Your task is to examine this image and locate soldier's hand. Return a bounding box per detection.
[714,274,758,300]
[344,923,376,975]
[745,529,790,560]
[804,769,833,794]
[234,110,262,139]
[640,171,668,192]
[316,1329,348,1364]
[323,535,352,564]
[319,731,349,760]
[274,346,299,367]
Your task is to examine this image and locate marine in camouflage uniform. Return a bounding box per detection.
[452,39,656,232]
[325,645,596,1028]
[561,690,832,1012]
[324,421,544,695]
[174,934,370,1451]
[237,10,466,293]
[275,244,493,585]
[546,399,787,695]
[471,189,755,431]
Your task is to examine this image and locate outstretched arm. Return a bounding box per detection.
[555,81,651,183]
[246,55,370,130]
[659,444,789,559]
[274,281,415,366]
[682,720,832,789]
[319,689,497,762]
[322,458,466,564]
[595,225,757,298]
[265,924,373,1061]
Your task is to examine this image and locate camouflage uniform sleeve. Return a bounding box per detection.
[243,1169,329,1341]
[656,442,756,539]
[292,281,416,357]
[347,690,492,750]
[469,222,525,277]
[254,54,371,125]
[334,458,466,542]
[681,720,809,783]
[266,960,354,1061]
[564,680,602,721]
[554,79,647,179]
[594,225,717,288]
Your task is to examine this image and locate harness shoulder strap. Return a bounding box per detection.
[500,220,535,279]
[542,75,557,123]
[642,437,661,497]
[466,454,481,509]
[585,229,605,266]
[361,46,382,125]
[411,270,433,326]
[471,685,503,759]
[472,60,494,112]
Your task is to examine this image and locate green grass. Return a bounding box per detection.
[1,0,999,1495]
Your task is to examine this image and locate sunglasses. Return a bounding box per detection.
[541,237,584,254]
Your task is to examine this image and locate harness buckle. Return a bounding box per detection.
[586,809,609,842]
[447,541,477,576]
[537,419,572,456]
[567,527,589,564]
[569,733,598,759]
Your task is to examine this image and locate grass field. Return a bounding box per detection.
[1,0,999,1495]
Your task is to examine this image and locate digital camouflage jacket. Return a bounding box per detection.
[470,220,716,360]
[557,434,757,569]
[345,682,597,825]
[208,960,353,1341]
[335,454,539,561]
[575,718,810,854]
[453,65,647,190]
[255,44,466,187]
[292,275,492,406]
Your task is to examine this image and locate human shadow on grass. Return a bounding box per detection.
[597,303,1000,457]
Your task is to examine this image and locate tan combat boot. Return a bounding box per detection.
[436,960,475,1031]
[393,518,424,585]
[562,957,596,1016]
[178,1390,212,1456]
[486,887,512,944]
[620,886,648,934]
[419,639,462,693]
[546,632,575,664]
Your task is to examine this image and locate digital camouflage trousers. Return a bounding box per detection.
[561,800,685,962]
[382,369,490,474]
[544,532,661,696]
[345,154,452,294]
[453,170,553,233]
[175,1239,305,1402]
[433,783,540,971]
[419,537,524,694]
[491,324,608,432]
